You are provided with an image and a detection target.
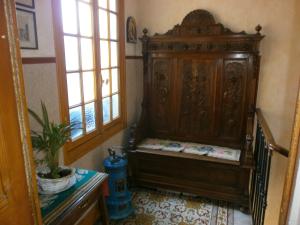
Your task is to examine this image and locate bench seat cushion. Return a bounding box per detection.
[137,138,241,161]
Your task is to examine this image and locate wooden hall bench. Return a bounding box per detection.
[127,9,264,211]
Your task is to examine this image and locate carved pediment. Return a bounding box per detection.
[141,9,263,53]
[153,9,260,36]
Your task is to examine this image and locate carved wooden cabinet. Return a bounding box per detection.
[148,54,256,148]
[128,9,264,210]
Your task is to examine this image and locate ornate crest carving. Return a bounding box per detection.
[159,9,249,36]
[182,9,215,27]
[140,9,264,53]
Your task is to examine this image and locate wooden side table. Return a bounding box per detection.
[39,169,109,225]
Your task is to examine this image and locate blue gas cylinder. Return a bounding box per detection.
[103,148,134,220]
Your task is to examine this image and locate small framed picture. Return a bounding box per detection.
[126,17,137,43]
[16,8,38,49]
[16,0,35,9]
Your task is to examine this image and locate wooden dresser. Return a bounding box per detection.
[40,169,109,225]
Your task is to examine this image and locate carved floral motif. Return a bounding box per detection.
[151,59,171,132]
[179,60,213,136]
[220,61,246,138]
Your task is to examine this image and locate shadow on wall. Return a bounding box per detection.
[281,0,300,144]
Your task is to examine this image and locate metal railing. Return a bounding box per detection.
[251,109,289,225]
[256,109,289,157]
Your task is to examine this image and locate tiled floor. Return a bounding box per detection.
[96,209,252,225]
[98,188,253,225]
[97,205,253,225]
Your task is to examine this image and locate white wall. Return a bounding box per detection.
[19,0,55,57]
[124,0,141,56]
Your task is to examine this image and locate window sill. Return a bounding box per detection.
[63,121,127,165]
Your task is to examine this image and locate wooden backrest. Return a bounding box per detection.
[140,9,264,150]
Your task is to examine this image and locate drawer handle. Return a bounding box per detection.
[79,201,89,209]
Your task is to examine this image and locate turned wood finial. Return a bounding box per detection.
[143,28,148,36]
[255,25,262,34]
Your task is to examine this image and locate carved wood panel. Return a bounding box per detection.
[177,58,217,138]
[219,60,248,141]
[149,58,173,135]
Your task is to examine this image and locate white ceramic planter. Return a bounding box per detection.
[37,167,77,194]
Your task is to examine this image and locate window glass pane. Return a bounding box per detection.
[64,36,79,71]
[99,9,108,39]
[61,0,77,34]
[70,106,83,139]
[112,94,119,119]
[78,2,93,37]
[102,97,111,124]
[100,40,109,68]
[67,73,81,107]
[81,38,94,70]
[98,0,107,8]
[85,102,96,132]
[110,13,117,40]
[110,41,118,67]
[109,0,117,12]
[83,72,95,102]
[111,68,119,93]
[101,70,110,97]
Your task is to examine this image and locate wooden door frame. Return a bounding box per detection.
[279,82,300,225]
[2,0,42,224]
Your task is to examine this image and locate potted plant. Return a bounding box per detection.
[29,102,79,194]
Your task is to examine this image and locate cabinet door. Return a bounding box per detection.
[0,1,39,224]
[218,59,248,142]
[149,58,174,136]
[176,58,218,139]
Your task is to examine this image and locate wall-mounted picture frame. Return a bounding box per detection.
[16,8,38,49]
[16,0,35,9]
[126,16,137,43]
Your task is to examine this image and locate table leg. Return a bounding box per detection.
[98,192,109,225]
